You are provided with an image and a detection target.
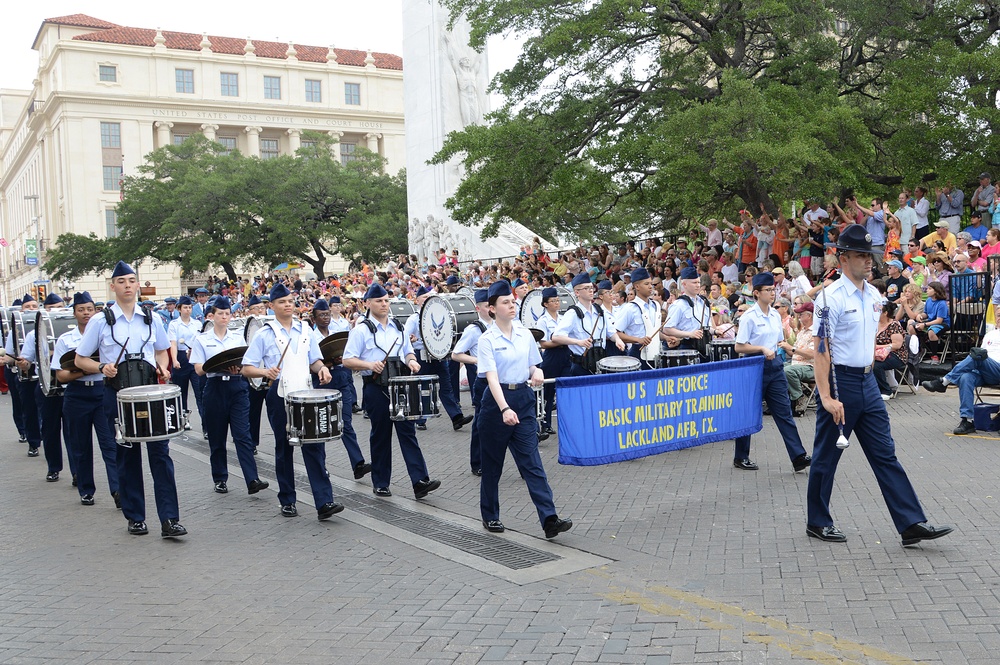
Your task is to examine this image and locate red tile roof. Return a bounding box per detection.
[44,14,121,30]
[54,16,402,70]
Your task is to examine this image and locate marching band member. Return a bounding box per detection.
[244,294,267,453]
[342,283,442,500]
[158,296,179,330]
[168,296,204,432]
[242,283,344,521]
[478,280,572,538]
[733,272,811,472]
[552,274,626,376]
[404,286,473,431]
[450,289,491,476]
[614,268,662,369]
[191,296,268,496]
[3,297,27,444]
[75,261,186,538]
[663,267,713,359]
[536,287,565,436]
[595,281,622,357]
[18,293,74,482]
[5,294,42,456]
[310,297,371,480]
[191,287,211,322]
[54,292,119,507]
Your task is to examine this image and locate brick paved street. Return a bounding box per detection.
[1,380,997,664]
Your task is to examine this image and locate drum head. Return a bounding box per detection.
[244,315,270,343]
[456,286,474,299]
[11,311,35,352]
[519,289,545,327]
[36,312,55,394]
[420,295,464,360]
[286,389,342,403]
[598,356,641,372]
[118,384,181,400]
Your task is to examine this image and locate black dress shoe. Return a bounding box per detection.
[452,414,474,431]
[112,491,122,510]
[792,454,812,472]
[127,520,149,535]
[214,481,228,494]
[46,471,59,482]
[281,504,298,517]
[161,519,188,538]
[71,474,77,487]
[901,522,954,546]
[373,487,392,497]
[954,418,976,435]
[247,479,269,494]
[80,494,95,506]
[471,468,483,477]
[253,447,259,456]
[538,431,550,442]
[806,524,847,542]
[413,478,441,499]
[27,447,39,457]
[544,515,573,539]
[542,426,556,435]
[416,423,427,431]
[483,520,505,533]
[18,434,27,443]
[733,458,759,471]
[921,378,947,393]
[353,461,373,479]
[317,502,345,520]
[352,403,362,413]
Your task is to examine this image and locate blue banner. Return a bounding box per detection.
[555,356,764,466]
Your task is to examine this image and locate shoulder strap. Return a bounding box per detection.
[570,305,585,320]
[103,308,114,326]
[362,318,377,335]
[474,320,487,333]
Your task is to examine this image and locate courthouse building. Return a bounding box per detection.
[0,14,404,302]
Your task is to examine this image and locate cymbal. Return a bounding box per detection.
[320,332,349,365]
[59,350,99,371]
[529,328,545,342]
[201,346,248,374]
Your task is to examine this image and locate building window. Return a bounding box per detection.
[99,65,117,82]
[218,136,237,155]
[100,122,121,148]
[103,166,123,191]
[345,82,361,105]
[105,209,119,238]
[260,138,280,160]
[173,134,189,146]
[301,139,317,150]
[305,79,322,103]
[264,76,282,100]
[340,142,357,165]
[220,72,239,97]
[175,68,195,93]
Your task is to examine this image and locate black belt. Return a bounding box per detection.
[834,364,873,375]
[501,382,529,391]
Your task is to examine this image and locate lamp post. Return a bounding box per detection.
[59,279,75,300]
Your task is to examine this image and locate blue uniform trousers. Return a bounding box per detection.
[35,385,73,477]
[104,386,179,523]
[470,377,486,470]
[415,352,463,422]
[203,376,260,486]
[627,343,657,371]
[539,346,570,429]
[735,357,807,461]
[63,381,118,498]
[313,367,365,468]
[172,352,205,424]
[807,368,926,533]
[449,360,476,405]
[265,383,334,509]
[17,378,41,449]
[943,354,1000,419]
[6,366,26,438]
[248,383,267,447]
[362,381,430,488]
[479,384,556,526]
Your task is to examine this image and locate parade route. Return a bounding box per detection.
[1,382,996,664]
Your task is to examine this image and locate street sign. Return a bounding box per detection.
[26,257,38,266]
[33,280,50,286]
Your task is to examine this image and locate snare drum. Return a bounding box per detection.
[597,356,642,374]
[388,375,441,421]
[116,384,185,444]
[659,350,701,368]
[708,340,737,362]
[285,389,343,445]
[419,295,477,360]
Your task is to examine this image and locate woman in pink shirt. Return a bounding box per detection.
[981,228,1000,259]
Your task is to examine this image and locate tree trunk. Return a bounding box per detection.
[308,238,328,280]
[739,178,777,219]
[220,261,239,284]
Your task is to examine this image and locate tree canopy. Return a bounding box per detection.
[435,0,1000,241]
[45,133,407,281]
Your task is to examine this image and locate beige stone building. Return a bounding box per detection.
[0,14,404,302]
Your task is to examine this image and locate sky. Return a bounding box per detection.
[1,1,521,96]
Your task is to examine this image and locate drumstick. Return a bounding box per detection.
[373,338,399,380]
[113,338,130,367]
[275,338,291,371]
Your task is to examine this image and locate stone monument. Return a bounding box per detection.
[403,0,550,262]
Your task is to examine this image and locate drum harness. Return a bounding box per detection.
[568,303,607,370]
[103,306,156,390]
[360,318,403,389]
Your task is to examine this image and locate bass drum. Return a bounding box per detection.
[519,288,575,328]
[419,294,477,360]
[243,315,274,391]
[389,299,416,332]
[0,306,9,344]
[455,286,475,299]
[10,310,37,380]
[35,310,78,396]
